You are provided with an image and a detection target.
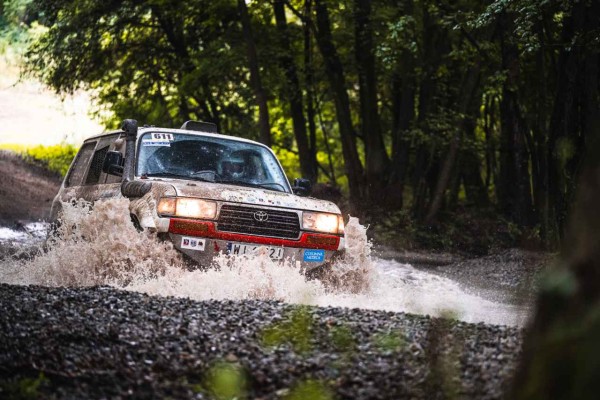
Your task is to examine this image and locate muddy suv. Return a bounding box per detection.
[51,120,345,272]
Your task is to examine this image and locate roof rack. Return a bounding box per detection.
[180,120,218,133]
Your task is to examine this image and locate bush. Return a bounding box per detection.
[366,205,543,255]
[23,144,77,176]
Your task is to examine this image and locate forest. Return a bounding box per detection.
[2,0,599,250]
[2,1,600,398]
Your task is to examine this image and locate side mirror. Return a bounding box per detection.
[102,151,124,176]
[292,178,312,196]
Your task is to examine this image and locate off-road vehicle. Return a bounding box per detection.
[51,120,345,272]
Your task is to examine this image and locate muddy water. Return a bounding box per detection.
[0,199,530,326]
[0,223,47,244]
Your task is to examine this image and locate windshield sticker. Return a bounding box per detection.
[142,133,174,147]
[151,133,174,141]
[142,139,170,147]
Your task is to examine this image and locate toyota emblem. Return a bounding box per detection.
[253,210,269,222]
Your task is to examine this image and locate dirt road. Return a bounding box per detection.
[0,150,61,226]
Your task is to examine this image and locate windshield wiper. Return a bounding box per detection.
[144,172,185,179]
[143,173,285,191]
[144,172,214,183]
[217,179,286,192]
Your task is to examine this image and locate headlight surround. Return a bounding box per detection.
[302,212,344,234]
[157,197,217,219]
[337,215,345,234]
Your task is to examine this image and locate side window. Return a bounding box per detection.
[65,142,96,187]
[85,146,109,185]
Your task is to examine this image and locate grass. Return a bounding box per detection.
[0,143,77,176]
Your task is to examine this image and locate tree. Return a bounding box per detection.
[21,0,599,248]
[273,0,316,181]
[237,0,272,147]
[354,0,389,203]
[312,0,363,201]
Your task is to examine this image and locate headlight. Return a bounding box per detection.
[157,197,217,219]
[302,212,344,234]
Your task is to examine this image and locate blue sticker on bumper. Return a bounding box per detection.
[303,249,325,262]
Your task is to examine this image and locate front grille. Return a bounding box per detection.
[217,205,300,239]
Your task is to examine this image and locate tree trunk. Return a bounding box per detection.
[313,0,363,201]
[528,20,551,245]
[354,0,389,203]
[304,0,319,181]
[316,97,337,183]
[462,145,488,206]
[548,2,600,245]
[497,12,533,227]
[512,0,600,388]
[237,0,271,147]
[273,0,316,181]
[386,0,415,209]
[513,135,600,399]
[425,65,482,224]
[387,71,414,208]
[411,2,448,220]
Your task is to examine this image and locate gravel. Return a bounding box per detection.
[0,284,522,399]
[422,249,553,305]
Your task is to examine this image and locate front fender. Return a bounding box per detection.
[128,182,176,232]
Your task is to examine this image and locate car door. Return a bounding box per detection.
[77,134,125,204]
[57,134,124,206]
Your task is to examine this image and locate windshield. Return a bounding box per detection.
[137,132,290,192]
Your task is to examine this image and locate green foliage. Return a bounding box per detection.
[283,379,334,400]
[23,144,77,176]
[262,306,314,354]
[0,372,48,399]
[372,330,406,352]
[0,143,77,177]
[14,0,599,250]
[556,137,576,171]
[539,265,577,298]
[367,209,417,250]
[424,317,462,400]
[329,324,355,353]
[368,206,543,254]
[0,0,34,54]
[201,361,247,400]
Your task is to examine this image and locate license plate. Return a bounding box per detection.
[226,243,284,260]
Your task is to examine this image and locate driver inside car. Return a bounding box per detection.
[219,154,247,181]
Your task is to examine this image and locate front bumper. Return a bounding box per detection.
[167,218,344,271]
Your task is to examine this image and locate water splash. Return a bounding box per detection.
[0,198,527,326]
[124,215,375,304]
[0,198,180,286]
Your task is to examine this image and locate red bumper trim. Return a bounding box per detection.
[169,218,340,251]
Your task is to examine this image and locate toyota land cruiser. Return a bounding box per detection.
[50,120,345,272]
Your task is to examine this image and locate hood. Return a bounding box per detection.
[147,178,341,214]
